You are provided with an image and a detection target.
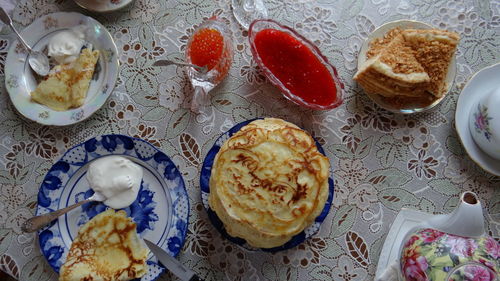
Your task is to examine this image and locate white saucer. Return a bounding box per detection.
[357,20,457,114]
[455,62,500,176]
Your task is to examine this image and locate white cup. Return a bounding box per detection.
[469,86,500,160]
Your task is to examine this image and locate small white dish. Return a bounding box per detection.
[468,86,500,159]
[357,20,457,114]
[456,62,500,176]
[4,12,119,126]
[74,0,135,13]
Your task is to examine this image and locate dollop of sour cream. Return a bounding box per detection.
[86,155,143,209]
[48,27,85,64]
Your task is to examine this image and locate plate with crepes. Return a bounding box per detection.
[356,20,458,114]
[4,12,119,126]
[200,118,335,252]
[36,135,189,280]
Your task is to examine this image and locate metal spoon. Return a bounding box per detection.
[0,7,50,76]
[21,192,106,233]
[153,59,208,74]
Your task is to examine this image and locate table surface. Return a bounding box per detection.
[0,0,499,280]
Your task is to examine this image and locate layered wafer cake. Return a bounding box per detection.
[354,33,430,98]
[354,26,459,103]
[402,29,460,97]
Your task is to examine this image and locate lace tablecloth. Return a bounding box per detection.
[0,0,499,280]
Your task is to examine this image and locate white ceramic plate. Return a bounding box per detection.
[357,20,457,114]
[455,62,500,176]
[4,12,119,126]
[73,0,135,13]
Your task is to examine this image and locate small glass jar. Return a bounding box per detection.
[185,18,233,113]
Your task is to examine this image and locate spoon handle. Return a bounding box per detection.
[22,199,93,233]
[153,59,207,73]
[0,8,32,53]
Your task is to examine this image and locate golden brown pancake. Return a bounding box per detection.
[208,118,330,248]
[59,209,148,281]
[31,48,99,111]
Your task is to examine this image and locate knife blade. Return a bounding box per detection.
[144,239,203,281]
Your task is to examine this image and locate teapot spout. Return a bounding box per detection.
[427,192,485,237]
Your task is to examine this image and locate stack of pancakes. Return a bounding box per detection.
[208,118,330,248]
[59,209,148,281]
[354,27,459,99]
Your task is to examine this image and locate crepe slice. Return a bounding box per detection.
[31,48,99,111]
[70,48,99,108]
[59,209,148,281]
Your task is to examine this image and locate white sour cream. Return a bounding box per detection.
[48,28,85,64]
[86,155,143,209]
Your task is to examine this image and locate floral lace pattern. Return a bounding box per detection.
[0,0,499,280]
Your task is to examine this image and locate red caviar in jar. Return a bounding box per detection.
[253,29,338,107]
[188,28,224,71]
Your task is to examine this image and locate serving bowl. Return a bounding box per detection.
[248,19,344,110]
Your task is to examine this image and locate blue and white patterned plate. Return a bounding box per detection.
[36,134,189,280]
[5,12,119,126]
[200,119,335,252]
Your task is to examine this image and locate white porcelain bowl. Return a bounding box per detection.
[469,86,500,160]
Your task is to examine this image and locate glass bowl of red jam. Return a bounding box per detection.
[249,19,344,110]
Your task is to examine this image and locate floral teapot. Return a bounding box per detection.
[400,192,499,281]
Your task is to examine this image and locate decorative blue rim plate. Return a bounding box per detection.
[200,119,335,252]
[36,134,189,281]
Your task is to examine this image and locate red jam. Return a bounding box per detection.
[254,29,338,106]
